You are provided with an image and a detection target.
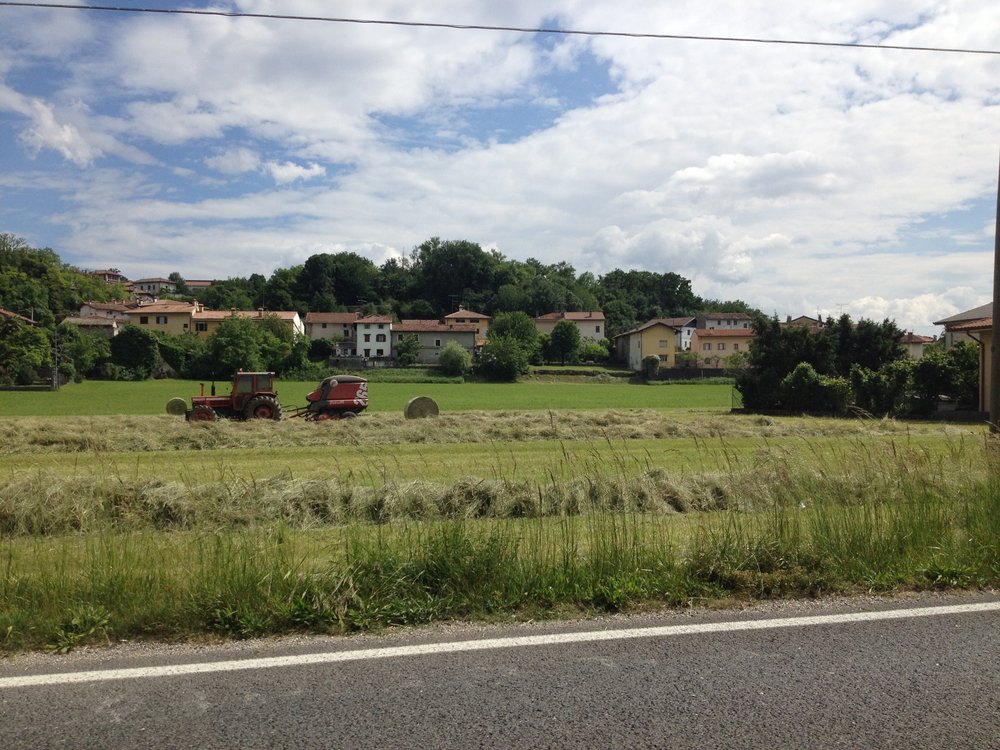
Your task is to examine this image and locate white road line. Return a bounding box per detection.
[2,601,998,689]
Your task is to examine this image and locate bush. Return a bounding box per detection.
[478,335,530,381]
[642,355,660,380]
[850,360,912,416]
[438,341,472,377]
[779,362,849,414]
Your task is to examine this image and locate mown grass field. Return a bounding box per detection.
[2,378,998,654]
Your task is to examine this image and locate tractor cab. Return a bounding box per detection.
[230,371,275,413]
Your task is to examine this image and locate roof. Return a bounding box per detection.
[305,312,361,324]
[395,320,476,333]
[694,329,756,338]
[62,316,119,327]
[947,317,992,333]
[900,332,935,344]
[699,312,751,320]
[193,309,300,322]
[132,301,197,314]
[0,307,38,325]
[132,277,175,285]
[185,279,214,288]
[357,314,392,324]
[444,308,490,321]
[934,302,992,327]
[535,311,606,322]
[662,316,696,327]
[620,318,682,337]
[82,301,132,312]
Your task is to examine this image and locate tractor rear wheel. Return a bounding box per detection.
[245,395,282,420]
[188,405,216,422]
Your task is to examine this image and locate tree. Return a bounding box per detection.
[412,238,498,316]
[478,335,529,381]
[396,334,421,367]
[437,341,471,376]
[549,319,582,365]
[204,316,267,375]
[0,316,51,384]
[109,324,160,380]
[490,311,539,349]
[56,322,111,380]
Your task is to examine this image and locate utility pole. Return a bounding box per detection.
[991,152,1000,432]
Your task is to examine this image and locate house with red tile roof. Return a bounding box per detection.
[534,311,606,343]
[394,320,476,364]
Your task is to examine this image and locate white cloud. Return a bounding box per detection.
[264,161,326,184]
[205,147,261,175]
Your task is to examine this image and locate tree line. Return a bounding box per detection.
[186,236,755,336]
[0,232,756,384]
[736,314,977,417]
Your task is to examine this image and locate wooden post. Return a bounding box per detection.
[990,152,1000,431]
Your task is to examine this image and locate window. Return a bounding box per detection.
[435,339,442,348]
[378,324,385,330]
[376,349,384,356]
[733,343,740,351]
[658,340,668,348]
[595,325,601,333]
[702,343,712,351]
[156,316,167,325]
[364,334,371,343]
[321,323,327,329]
[398,334,405,342]
[196,322,207,332]
[139,316,149,325]
[718,343,726,351]
[743,322,749,328]
[376,334,386,343]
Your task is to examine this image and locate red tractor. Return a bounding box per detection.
[167,371,283,422]
[167,372,369,422]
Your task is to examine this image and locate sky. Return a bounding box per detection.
[0,1,998,335]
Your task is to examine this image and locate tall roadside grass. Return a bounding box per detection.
[3,437,999,654]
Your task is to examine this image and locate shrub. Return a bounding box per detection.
[438,341,472,377]
[477,335,529,381]
[779,362,849,414]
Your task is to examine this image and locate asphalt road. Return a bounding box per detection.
[2,592,998,749]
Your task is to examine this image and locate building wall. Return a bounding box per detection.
[395,330,475,364]
[625,325,677,371]
[357,320,392,358]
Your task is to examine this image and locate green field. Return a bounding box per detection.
[0,378,738,416]
[2,378,997,654]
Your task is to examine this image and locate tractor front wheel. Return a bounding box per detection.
[245,395,283,421]
[188,405,216,422]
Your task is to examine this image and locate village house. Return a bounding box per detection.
[900,331,936,358]
[613,319,682,370]
[190,308,305,338]
[934,302,991,348]
[691,328,755,367]
[304,312,362,355]
[356,314,393,358]
[394,320,477,364]
[534,311,606,343]
[696,312,752,331]
[444,306,491,342]
[130,277,177,297]
[938,304,993,414]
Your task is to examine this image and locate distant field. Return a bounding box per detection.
[0,378,737,417]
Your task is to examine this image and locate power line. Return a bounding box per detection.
[2,1,998,56]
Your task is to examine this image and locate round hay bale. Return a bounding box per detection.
[404,396,439,419]
[165,397,188,416]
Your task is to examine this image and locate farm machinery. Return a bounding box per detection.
[166,372,368,422]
